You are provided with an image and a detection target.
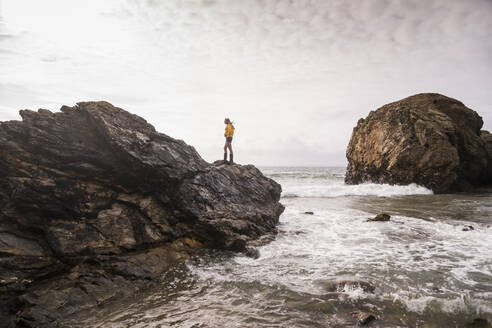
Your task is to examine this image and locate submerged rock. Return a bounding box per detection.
[466,318,492,328]
[367,213,391,222]
[345,93,492,193]
[350,310,376,325]
[0,102,284,327]
[320,280,375,293]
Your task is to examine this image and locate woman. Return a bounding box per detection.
[223,118,234,163]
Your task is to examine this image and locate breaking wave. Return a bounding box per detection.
[281,181,433,198]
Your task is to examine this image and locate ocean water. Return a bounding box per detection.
[70,167,492,327]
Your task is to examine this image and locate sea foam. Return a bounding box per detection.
[281,181,433,198]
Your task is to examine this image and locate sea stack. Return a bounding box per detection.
[0,102,284,327]
[345,93,492,193]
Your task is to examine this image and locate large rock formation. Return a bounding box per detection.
[345,93,492,193]
[0,102,284,327]
[481,130,492,181]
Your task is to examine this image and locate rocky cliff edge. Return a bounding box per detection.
[0,101,284,327]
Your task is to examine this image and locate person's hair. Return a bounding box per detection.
[225,118,233,125]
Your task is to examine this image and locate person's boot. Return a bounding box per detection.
[223,153,227,161]
[229,153,234,164]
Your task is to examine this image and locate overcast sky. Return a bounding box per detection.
[1,0,491,166]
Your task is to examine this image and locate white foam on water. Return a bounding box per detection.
[280,181,433,198]
[190,193,492,317]
[260,166,433,198]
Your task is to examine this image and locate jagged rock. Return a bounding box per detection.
[345,93,492,193]
[367,213,391,222]
[0,101,284,327]
[350,310,376,325]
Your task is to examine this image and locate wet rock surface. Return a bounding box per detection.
[0,102,284,327]
[367,213,391,222]
[350,310,377,325]
[345,93,492,193]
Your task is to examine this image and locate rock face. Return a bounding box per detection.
[345,93,492,193]
[481,130,492,182]
[0,102,284,327]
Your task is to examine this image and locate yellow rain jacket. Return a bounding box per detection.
[224,124,234,138]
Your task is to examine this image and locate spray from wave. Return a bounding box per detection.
[281,182,433,198]
[261,167,433,198]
